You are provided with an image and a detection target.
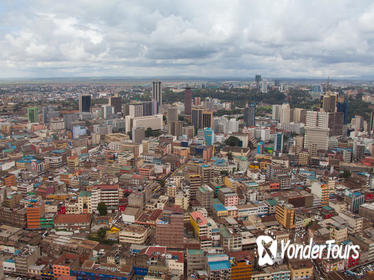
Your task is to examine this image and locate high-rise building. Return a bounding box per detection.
[168,121,183,136]
[109,96,122,114]
[255,74,262,90]
[167,107,178,123]
[280,104,291,124]
[184,87,193,115]
[79,94,91,113]
[327,112,344,136]
[370,112,374,134]
[272,104,282,121]
[276,201,295,229]
[293,108,306,123]
[304,127,329,154]
[132,127,145,144]
[274,133,284,153]
[27,107,39,123]
[337,99,349,124]
[156,206,184,248]
[244,103,256,127]
[152,80,162,109]
[192,107,203,132]
[306,111,329,129]
[102,105,113,119]
[129,103,144,117]
[322,92,337,113]
[204,127,214,145]
[202,111,214,129]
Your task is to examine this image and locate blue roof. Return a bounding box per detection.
[213,203,227,212]
[208,260,231,271]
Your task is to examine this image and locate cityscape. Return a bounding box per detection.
[1,1,374,280]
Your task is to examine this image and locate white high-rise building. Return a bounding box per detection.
[280,104,291,124]
[306,111,329,129]
[272,105,282,121]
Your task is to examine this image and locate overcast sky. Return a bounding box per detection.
[1,0,374,79]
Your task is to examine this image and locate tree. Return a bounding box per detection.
[145,127,153,137]
[97,202,107,216]
[225,136,242,147]
[97,227,107,241]
[227,152,233,161]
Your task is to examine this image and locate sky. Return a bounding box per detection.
[1,0,374,79]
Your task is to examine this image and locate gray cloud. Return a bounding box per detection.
[0,0,374,78]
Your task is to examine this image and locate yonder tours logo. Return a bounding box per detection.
[256,235,360,266]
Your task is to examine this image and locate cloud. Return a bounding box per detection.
[0,0,374,78]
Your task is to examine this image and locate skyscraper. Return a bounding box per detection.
[192,107,203,132]
[202,111,214,129]
[255,74,262,90]
[204,127,214,145]
[79,94,91,113]
[27,107,39,123]
[184,87,192,115]
[322,92,337,112]
[109,96,122,114]
[244,103,256,127]
[274,133,284,153]
[337,99,349,124]
[152,80,162,110]
[167,107,178,123]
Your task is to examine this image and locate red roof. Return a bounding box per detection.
[55,214,91,225]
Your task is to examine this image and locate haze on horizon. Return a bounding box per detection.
[1,0,374,79]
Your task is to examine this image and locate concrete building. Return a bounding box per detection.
[276,201,296,229]
[119,225,150,244]
[156,207,184,248]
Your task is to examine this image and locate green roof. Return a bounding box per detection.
[79,191,92,197]
[187,249,203,255]
[267,199,277,206]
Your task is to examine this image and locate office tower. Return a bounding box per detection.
[27,107,39,123]
[156,206,184,248]
[274,80,280,86]
[261,81,268,93]
[42,107,49,124]
[370,112,374,134]
[184,87,193,115]
[167,107,178,123]
[276,201,295,229]
[168,121,183,136]
[109,96,122,114]
[102,105,113,119]
[322,92,337,112]
[306,111,329,129]
[347,192,365,213]
[337,99,349,124]
[274,133,284,153]
[293,108,306,123]
[132,127,145,144]
[129,103,144,117]
[327,112,344,136]
[244,103,256,127]
[202,111,214,129]
[255,74,262,90]
[152,80,162,110]
[304,128,329,154]
[280,103,291,124]
[204,127,214,145]
[192,107,203,131]
[79,94,91,113]
[272,104,282,121]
